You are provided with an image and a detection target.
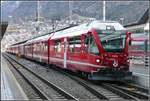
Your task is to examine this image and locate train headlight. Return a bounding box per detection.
[96,59,100,63]
[113,60,118,67]
[127,59,130,63]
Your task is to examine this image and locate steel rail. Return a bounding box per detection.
[120,82,149,94]
[101,83,139,100]
[5,53,149,101]
[51,67,108,100]
[106,83,149,100]
[4,55,49,100]
[4,54,78,101]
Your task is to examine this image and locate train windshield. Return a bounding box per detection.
[97,30,126,52]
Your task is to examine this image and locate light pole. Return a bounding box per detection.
[8,15,12,23]
[37,0,40,22]
[103,0,106,21]
[69,0,73,25]
[120,17,124,25]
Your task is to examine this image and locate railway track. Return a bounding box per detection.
[3,56,42,99]
[4,55,77,101]
[55,69,109,100]
[50,65,149,101]
[5,53,149,101]
[51,67,142,101]
[4,54,109,100]
[55,69,133,100]
[103,83,149,100]
[116,82,149,94]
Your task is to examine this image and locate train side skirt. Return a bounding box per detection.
[88,68,132,81]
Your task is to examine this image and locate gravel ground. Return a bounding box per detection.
[19,67,66,100]
[7,54,101,100]
[83,81,124,101]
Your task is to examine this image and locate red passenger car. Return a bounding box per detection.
[10,45,19,55]
[31,34,52,64]
[24,41,33,59]
[129,32,149,67]
[18,43,25,56]
[48,21,132,80]
[7,20,132,81]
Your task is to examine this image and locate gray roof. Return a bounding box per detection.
[124,8,149,27]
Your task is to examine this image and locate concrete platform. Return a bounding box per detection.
[130,61,149,88]
[1,55,28,100]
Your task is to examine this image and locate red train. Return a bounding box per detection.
[129,32,149,67]
[6,21,132,81]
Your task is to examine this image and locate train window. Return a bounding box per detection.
[83,33,99,55]
[69,36,81,53]
[88,35,99,55]
[84,35,89,48]
[69,37,75,52]
[74,36,81,52]
[84,34,99,55]
[41,43,45,51]
[33,44,36,51]
[44,44,47,52]
[54,40,61,53]
[37,44,39,52]
[36,44,39,51]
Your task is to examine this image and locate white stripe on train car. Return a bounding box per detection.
[33,54,48,59]
[49,57,106,68]
[64,38,67,68]
[30,55,107,68]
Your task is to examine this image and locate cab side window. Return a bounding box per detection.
[84,34,99,55]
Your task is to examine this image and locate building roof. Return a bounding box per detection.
[138,9,149,24]
[124,9,149,27]
[1,22,8,39]
[144,23,149,30]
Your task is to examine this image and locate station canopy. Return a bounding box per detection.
[1,22,8,39]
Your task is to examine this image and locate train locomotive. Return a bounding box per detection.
[6,20,132,81]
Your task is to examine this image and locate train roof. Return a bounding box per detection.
[25,34,53,44]
[24,25,78,44]
[25,20,126,43]
[51,20,126,39]
[9,40,28,47]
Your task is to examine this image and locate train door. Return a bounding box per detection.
[80,34,89,62]
[40,41,48,63]
[51,39,62,67]
[39,42,42,62]
[84,33,101,70]
[40,42,44,62]
[31,43,33,59]
[24,45,27,57]
[48,39,51,64]
[44,41,48,63]
[67,35,83,71]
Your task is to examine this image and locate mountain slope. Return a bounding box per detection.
[1,1,149,25]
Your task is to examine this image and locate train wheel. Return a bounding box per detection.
[81,72,89,79]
